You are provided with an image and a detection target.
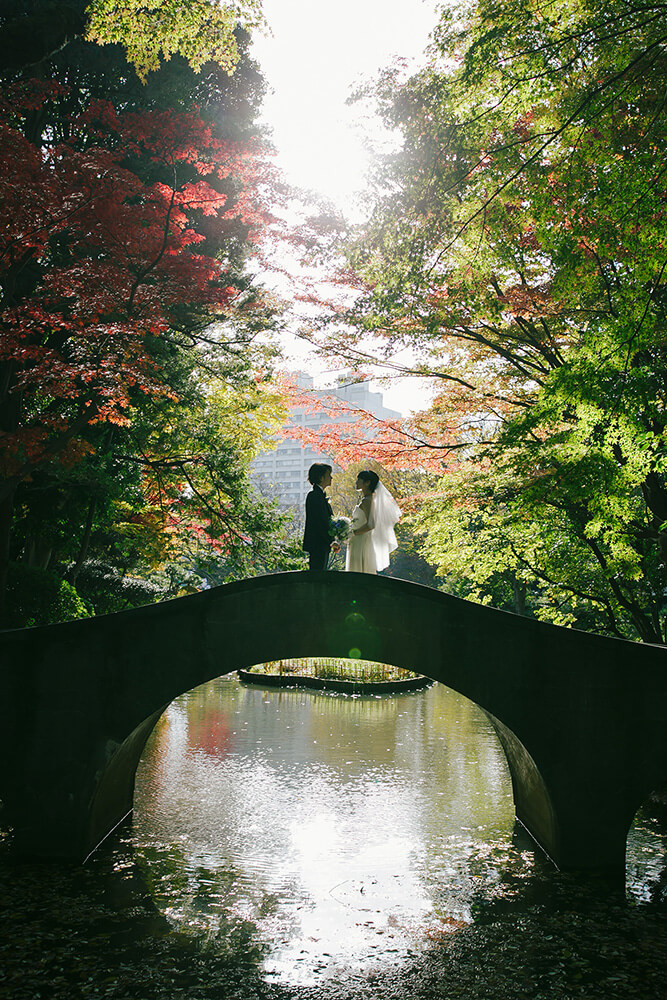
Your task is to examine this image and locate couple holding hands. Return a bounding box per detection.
[302,463,401,574]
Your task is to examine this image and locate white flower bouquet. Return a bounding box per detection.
[330,516,352,543]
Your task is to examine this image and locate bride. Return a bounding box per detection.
[345,470,401,574]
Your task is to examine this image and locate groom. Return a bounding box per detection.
[303,463,339,570]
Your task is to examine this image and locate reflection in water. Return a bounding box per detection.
[134,678,667,988]
[626,796,667,905]
[134,677,517,984]
[1,674,666,1000]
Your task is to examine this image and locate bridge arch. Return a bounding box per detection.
[86,662,557,870]
[1,571,666,870]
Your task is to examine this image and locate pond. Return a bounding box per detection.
[1,674,666,999]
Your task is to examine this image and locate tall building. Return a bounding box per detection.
[250,373,401,517]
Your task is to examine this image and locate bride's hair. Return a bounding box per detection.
[357,470,379,492]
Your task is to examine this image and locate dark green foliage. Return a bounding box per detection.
[0,1,86,72]
[5,561,90,627]
[335,0,667,641]
[71,560,164,616]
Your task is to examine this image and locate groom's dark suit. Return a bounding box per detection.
[303,484,334,571]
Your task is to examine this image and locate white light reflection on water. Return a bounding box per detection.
[132,676,516,985]
[626,807,667,904]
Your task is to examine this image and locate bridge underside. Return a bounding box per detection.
[1,572,666,871]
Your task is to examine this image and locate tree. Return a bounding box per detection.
[0,9,291,622]
[300,0,667,640]
[0,0,265,78]
[87,0,265,81]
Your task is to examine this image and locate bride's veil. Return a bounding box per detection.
[371,482,401,571]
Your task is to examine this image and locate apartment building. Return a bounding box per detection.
[250,372,401,518]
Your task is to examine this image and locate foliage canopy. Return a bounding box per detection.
[0,1,295,625]
[304,0,667,641]
[86,0,266,80]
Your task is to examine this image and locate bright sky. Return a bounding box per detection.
[251,0,440,415]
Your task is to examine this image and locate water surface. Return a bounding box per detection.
[131,675,662,987]
[1,673,666,1000]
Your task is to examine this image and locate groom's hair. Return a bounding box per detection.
[308,463,332,485]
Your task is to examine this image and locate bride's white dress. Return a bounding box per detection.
[345,483,402,575]
[346,502,377,574]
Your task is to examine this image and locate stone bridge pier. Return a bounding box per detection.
[0,572,666,870]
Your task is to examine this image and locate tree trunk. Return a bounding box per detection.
[641,472,667,562]
[511,572,527,616]
[0,491,15,627]
[70,497,96,584]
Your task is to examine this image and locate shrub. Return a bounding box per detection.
[72,560,164,615]
[5,563,91,628]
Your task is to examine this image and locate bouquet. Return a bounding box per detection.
[330,516,352,543]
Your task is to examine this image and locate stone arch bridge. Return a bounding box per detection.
[1,571,666,871]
